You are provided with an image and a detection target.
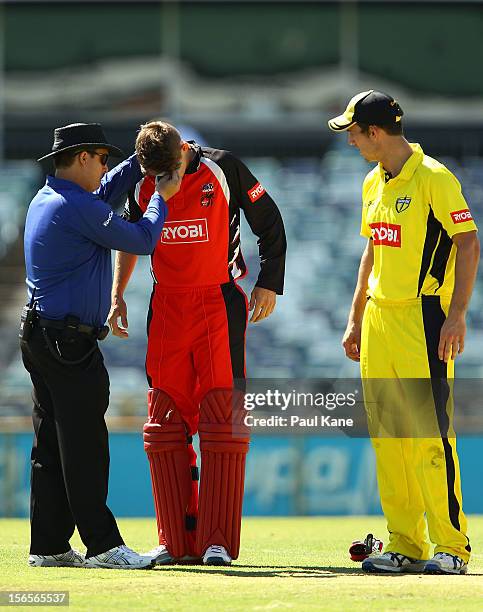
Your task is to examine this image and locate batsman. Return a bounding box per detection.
[109,122,286,565]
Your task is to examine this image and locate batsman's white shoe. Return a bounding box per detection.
[424,552,468,575]
[142,544,201,566]
[86,545,153,570]
[142,545,174,566]
[362,551,427,574]
[203,545,232,566]
[28,548,86,568]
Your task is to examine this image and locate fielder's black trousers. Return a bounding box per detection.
[20,326,124,557]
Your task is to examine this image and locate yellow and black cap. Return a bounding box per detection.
[328,90,404,132]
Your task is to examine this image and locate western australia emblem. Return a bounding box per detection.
[395,196,411,213]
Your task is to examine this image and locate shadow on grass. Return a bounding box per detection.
[152,565,365,578]
[151,565,483,578]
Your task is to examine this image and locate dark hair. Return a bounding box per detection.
[53,149,81,169]
[357,121,404,136]
[53,148,101,170]
[135,121,182,175]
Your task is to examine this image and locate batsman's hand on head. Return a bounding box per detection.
[108,296,129,339]
[155,168,184,201]
[155,151,189,201]
[249,287,277,323]
[342,322,361,361]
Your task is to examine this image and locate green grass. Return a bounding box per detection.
[1,517,482,611]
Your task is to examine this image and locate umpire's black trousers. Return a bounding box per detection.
[20,326,124,557]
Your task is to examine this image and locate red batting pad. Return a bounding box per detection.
[196,389,250,559]
[143,388,197,559]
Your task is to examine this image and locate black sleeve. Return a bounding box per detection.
[231,155,287,294]
[121,189,143,223]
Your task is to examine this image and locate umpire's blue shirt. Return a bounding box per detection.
[24,154,167,327]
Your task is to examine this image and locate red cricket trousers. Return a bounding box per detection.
[145,280,248,434]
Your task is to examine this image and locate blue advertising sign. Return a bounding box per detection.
[0,432,482,518]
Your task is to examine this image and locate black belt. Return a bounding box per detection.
[38,318,109,341]
[35,316,109,366]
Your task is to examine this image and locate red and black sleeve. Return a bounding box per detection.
[232,155,287,295]
[121,189,143,223]
[205,148,286,294]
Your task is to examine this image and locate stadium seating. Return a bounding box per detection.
[0,163,40,258]
[1,147,483,416]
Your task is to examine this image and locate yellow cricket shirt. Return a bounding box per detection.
[361,143,477,302]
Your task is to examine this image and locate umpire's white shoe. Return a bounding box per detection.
[29,548,86,568]
[362,551,427,574]
[86,545,153,570]
[203,545,232,566]
[424,552,468,575]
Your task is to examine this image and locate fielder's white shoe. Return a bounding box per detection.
[362,551,427,574]
[203,545,232,566]
[424,552,468,575]
[85,545,153,570]
[29,548,86,568]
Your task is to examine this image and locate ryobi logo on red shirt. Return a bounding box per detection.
[450,209,473,224]
[370,222,401,247]
[160,219,209,244]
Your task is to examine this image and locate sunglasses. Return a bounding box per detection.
[89,151,110,166]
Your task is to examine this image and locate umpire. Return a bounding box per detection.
[21,123,182,569]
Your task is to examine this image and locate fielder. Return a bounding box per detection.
[329,91,479,574]
[109,121,286,565]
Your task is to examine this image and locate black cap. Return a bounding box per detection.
[328,90,404,132]
[37,123,125,161]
